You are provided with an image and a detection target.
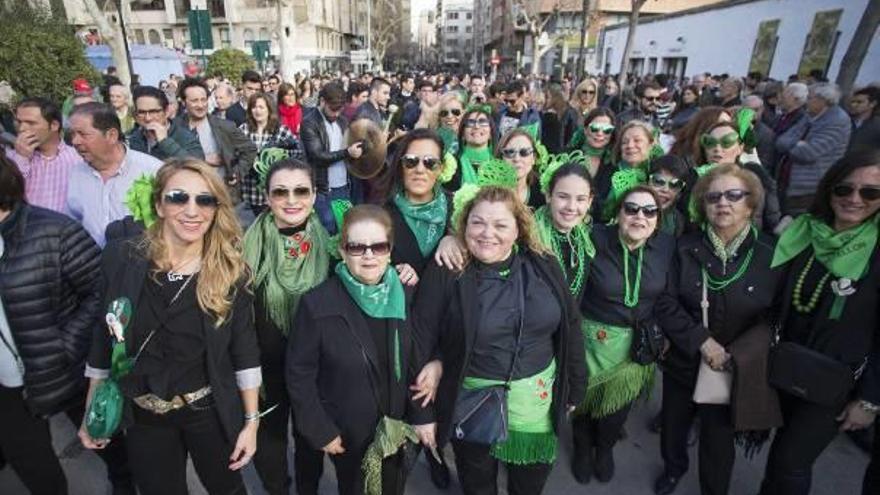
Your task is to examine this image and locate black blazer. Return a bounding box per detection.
[87,238,260,442]
[410,250,587,446]
[286,277,422,453]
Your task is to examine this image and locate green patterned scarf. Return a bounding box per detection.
[771,214,879,280]
[459,146,493,185]
[393,189,448,257]
[243,212,330,334]
[335,264,406,320]
[707,223,752,265]
[361,416,418,495]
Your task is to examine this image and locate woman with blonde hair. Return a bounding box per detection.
[572,78,600,121]
[80,158,262,494]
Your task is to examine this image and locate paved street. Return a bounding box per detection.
[0,379,869,494]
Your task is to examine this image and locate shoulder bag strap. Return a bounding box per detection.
[503,264,528,387]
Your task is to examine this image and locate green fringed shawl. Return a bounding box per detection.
[361,416,418,495]
[459,146,493,185]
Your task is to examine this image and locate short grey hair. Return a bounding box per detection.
[215,83,235,98]
[784,82,809,104]
[809,82,842,106]
[743,94,764,110]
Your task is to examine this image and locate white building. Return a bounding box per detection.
[438,0,474,68]
[417,9,438,65]
[599,0,880,85]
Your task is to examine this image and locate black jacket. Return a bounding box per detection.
[216,102,247,128]
[286,277,421,452]
[0,204,102,416]
[300,107,351,193]
[176,115,258,182]
[656,230,783,385]
[410,250,587,446]
[541,106,580,154]
[128,120,205,161]
[87,238,260,441]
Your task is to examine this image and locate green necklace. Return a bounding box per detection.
[793,254,832,314]
[620,239,645,308]
[551,229,587,296]
[703,229,757,291]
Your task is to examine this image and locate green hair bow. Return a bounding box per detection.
[539,150,587,196]
[602,168,648,221]
[125,173,158,228]
[451,158,518,229]
[254,147,291,190]
[735,108,758,150]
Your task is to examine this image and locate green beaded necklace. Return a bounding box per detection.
[620,238,645,308]
[551,229,587,296]
[793,254,832,314]
[703,228,757,291]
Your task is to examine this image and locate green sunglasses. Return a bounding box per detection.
[700,132,740,149]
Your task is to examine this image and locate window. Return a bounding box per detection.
[148,30,161,45]
[466,13,472,20]
[259,28,269,41]
[209,0,225,17]
[134,29,145,45]
[446,25,458,33]
[162,29,173,46]
[244,28,255,49]
[466,26,472,33]
[219,27,231,48]
[447,12,458,20]
[133,0,165,10]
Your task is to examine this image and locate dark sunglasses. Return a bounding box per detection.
[642,96,661,102]
[649,174,685,190]
[439,108,462,118]
[163,190,219,208]
[401,154,442,170]
[700,132,740,149]
[270,186,312,200]
[343,242,391,257]
[580,89,596,95]
[832,184,880,201]
[622,202,659,218]
[588,123,615,135]
[705,189,750,204]
[465,118,491,128]
[500,147,534,159]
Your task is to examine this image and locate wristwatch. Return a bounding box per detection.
[859,400,880,414]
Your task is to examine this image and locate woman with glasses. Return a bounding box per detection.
[571,184,674,485]
[287,205,431,495]
[567,108,617,219]
[437,92,466,156]
[243,158,330,495]
[647,155,689,237]
[411,186,587,495]
[448,107,496,191]
[654,164,783,495]
[80,159,261,494]
[759,149,880,495]
[669,107,732,168]
[572,78,599,121]
[496,129,545,209]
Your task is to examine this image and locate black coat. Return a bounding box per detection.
[87,238,260,442]
[286,277,422,453]
[0,204,102,416]
[656,230,784,386]
[300,107,351,193]
[410,250,587,446]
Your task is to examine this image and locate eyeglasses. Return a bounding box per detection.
[136,108,164,117]
[705,189,750,204]
[622,202,659,218]
[649,174,685,191]
[588,123,615,135]
[500,147,534,159]
[439,108,462,118]
[832,184,880,201]
[163,189,219,208]
[580,89,596,95]
[465,118,491,128]
[343,241,391,256]
[700,132,740,149]
[401,154,442,170]
[270,186,312,201]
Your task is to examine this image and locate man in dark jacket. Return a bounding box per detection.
[300,82,364,234]
[0,155,133,494]
[354,77,392,127]
[617,81,662,128]
[496,80,542,137]
[848,85,880,152]
[128,85,204,161]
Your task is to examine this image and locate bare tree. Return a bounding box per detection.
[274,0,308,81]
[80,0,131,86]
[835,0,880,95]
[370,0,404,70]
[513,0,578,76]
[617,0,649,91]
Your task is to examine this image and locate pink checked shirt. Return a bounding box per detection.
[6,142,81,213]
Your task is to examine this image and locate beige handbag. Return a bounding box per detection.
[692,270,733,405]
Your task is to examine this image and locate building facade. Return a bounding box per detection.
[436,0,474,69]
[416,9,438,66]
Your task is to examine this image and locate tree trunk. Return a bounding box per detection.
[618,0,646,92]
[531,42,556,76]
[575,0,591,80]
[276,0,298,81]
[82,0,131,86]
[835,0,880,95]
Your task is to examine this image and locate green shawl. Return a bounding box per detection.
[393,189,448,257]
[459,146,493,186]
[335,264,406,320]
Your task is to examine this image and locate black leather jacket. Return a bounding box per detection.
[299,107,351,192]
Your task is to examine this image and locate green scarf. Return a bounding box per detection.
[243,212,330,334]
[361,416,418,495]
[534,206,595,296]
[583,145,606,158]
[459,146,493,185]
[771,214,879,280]
[707,223,752,265]
[659,207,680,236]
[335,264,406,320]
[437,126,460,156]
[393,189,448,257]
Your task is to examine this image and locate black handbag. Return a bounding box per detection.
[451,268,526,445]
[630,310,664,365]
[768,341,854,408]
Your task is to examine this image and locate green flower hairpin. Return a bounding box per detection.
[450,159,518,229]
[254,147,291,190]
[736,108,758,150]
[602,167,648,221]
[438,152,458,184]
[125,173,158,228]
[539,150,587,196]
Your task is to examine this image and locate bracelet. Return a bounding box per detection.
[859,400,880,414]
[244,411,260,422]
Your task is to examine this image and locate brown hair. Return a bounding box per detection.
[0,155,25,210]
[276,82,298,109]
[618,185,664,231]
[613,121,656,162]
[495,129,538,185]
[245,92,280,134]
[670,106,732,163]
[696,121,741,164]
[340,204,394,247]
[690,163,764,224]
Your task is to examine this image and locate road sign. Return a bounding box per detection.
[187,10,213,50]
[350,50,370,64]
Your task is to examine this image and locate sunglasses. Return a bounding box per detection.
[649,174,685,190]
[270,186,312,201]
[832,184,880,201]
[705,189,750,204]
[642,96,661,102]
[580,89,596,95]
[500,147,534,159]
[622,202,659,218]
[700,132,740,149]
[163,189,219,208]
[588,123,615,135]
[401,154,442,170]
[343,241,391,257]
[439,108,462,118]
[465,118,491,128]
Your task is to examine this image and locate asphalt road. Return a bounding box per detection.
[0,379,869,494]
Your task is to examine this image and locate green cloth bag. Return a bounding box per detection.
[85,373,124,439]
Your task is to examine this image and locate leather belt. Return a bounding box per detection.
[133,386,212,415]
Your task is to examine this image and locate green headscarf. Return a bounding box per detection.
[459,146,493,185]
[243,212,331,334]
[393,189,448,257]
[335,263,406,320]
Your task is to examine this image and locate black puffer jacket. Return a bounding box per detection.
[0,204,102,416]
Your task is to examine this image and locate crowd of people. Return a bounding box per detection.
[0,62,878,495]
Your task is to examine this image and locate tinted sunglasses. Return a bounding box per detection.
[401,154,442,170]
[832,184,880,201]
[343,242,391,256]
[622,202,659,218]
[465,118,491,128]
[700,132,740,149]
[649,174,685,190]
[500,147,534,159]
[580,89,596,95]
[163,190,219,208]
[588,123,615,135]
[705,189,750,204]
[270,186,312,200]
[439,108,462,118]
